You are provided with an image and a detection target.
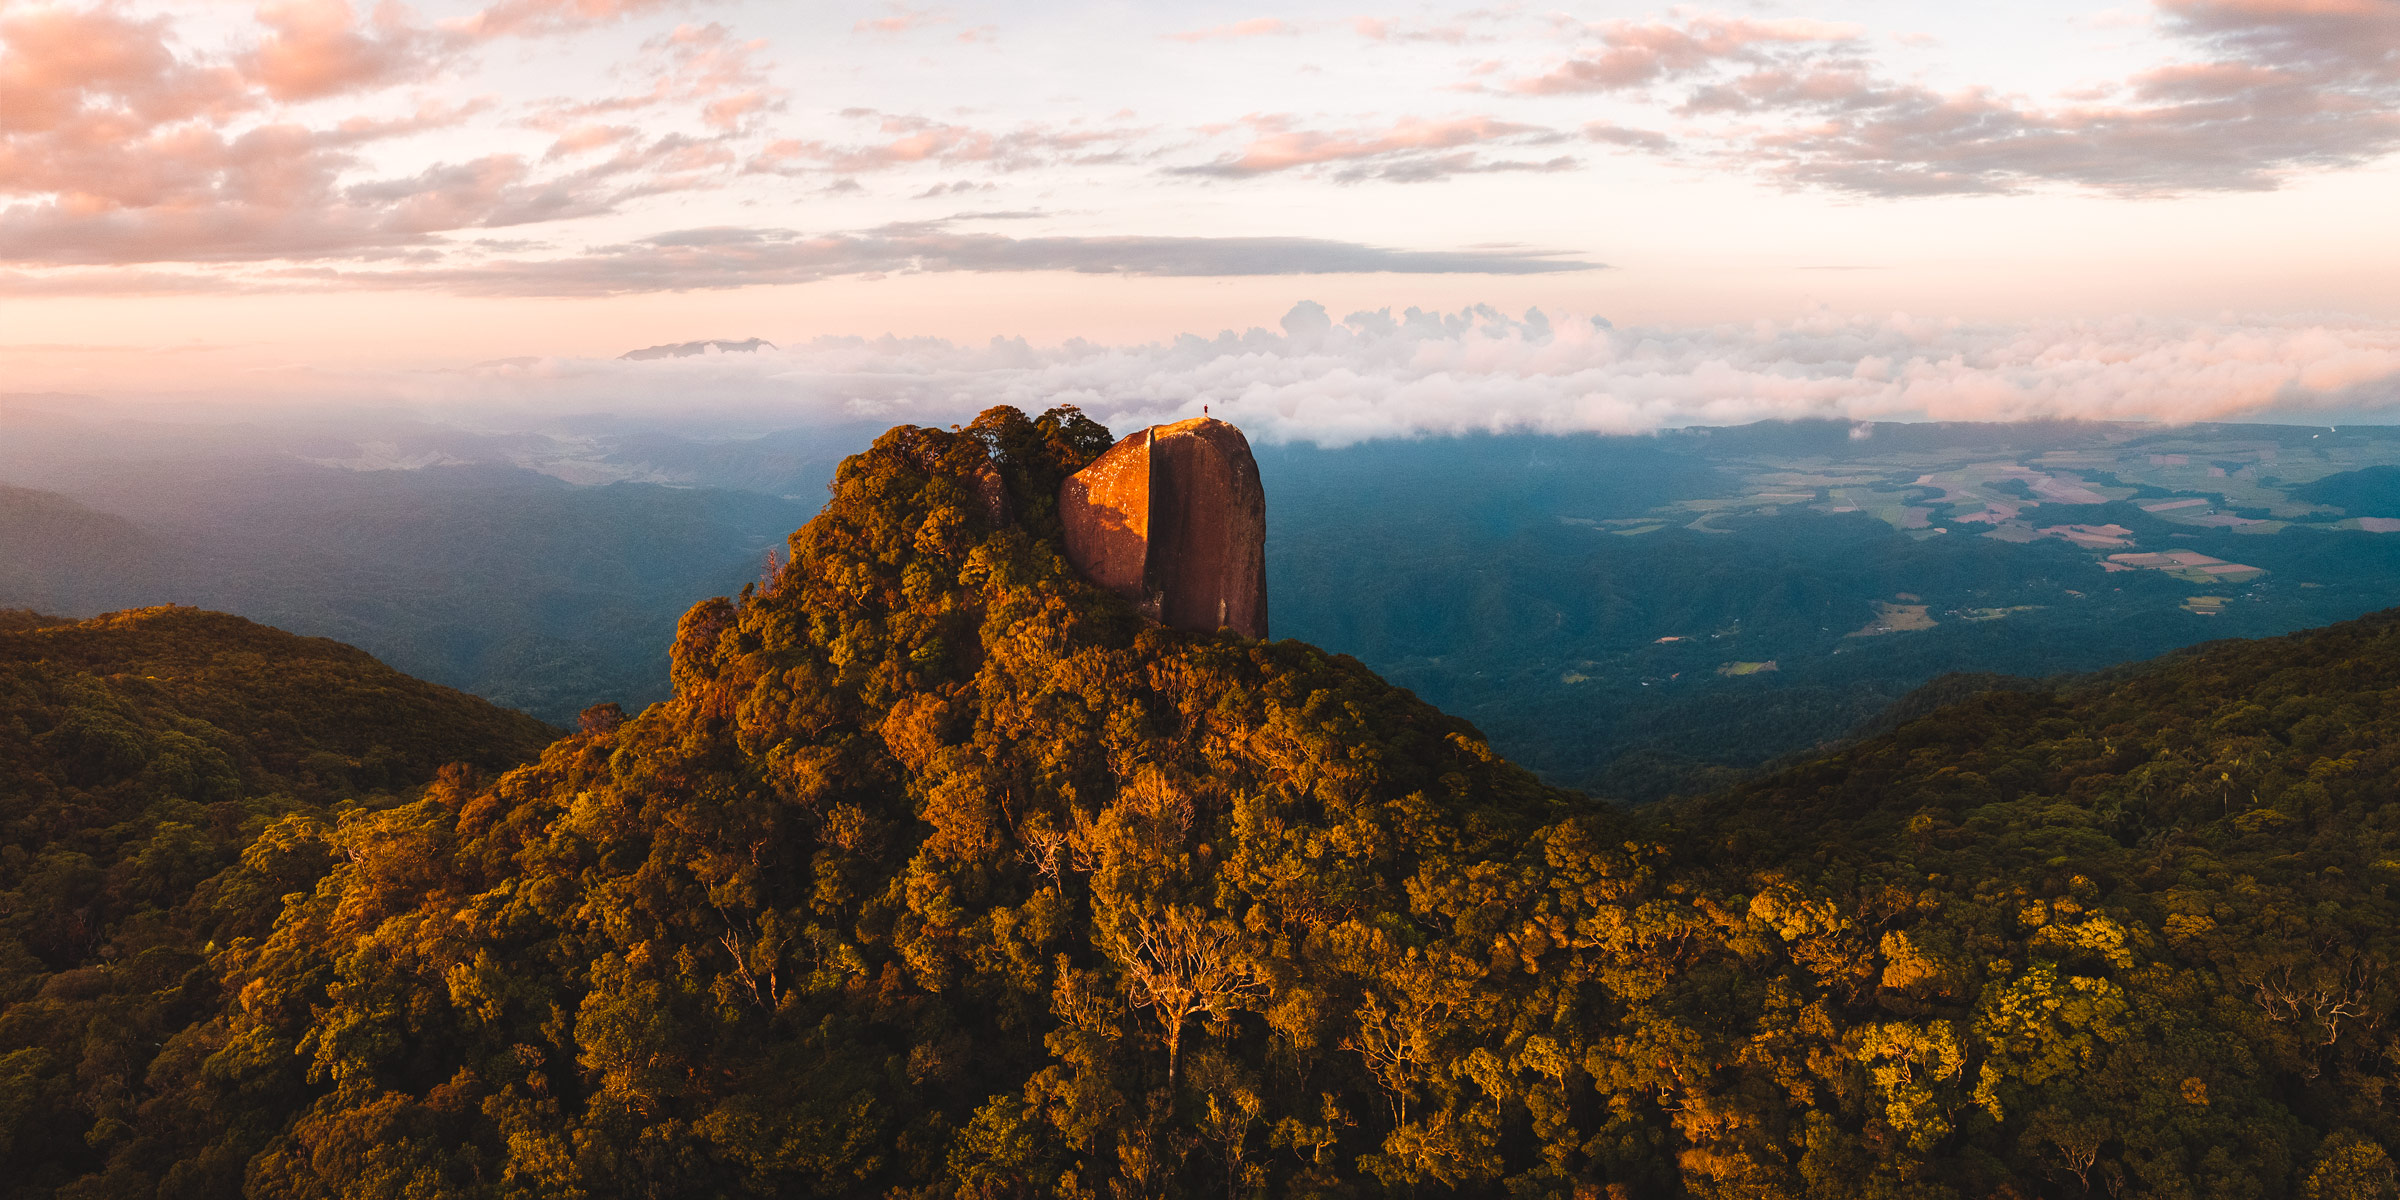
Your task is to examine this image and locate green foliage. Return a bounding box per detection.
[14,410,2400,1197]
[0,606,554,1198]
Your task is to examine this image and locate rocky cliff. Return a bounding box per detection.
[1057,416,1268,637]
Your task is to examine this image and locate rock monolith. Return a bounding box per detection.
[1057,417,1268,638]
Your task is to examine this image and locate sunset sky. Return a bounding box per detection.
[3,0,2397,433]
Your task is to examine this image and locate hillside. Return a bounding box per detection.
[0,469,813,724]
[8,411,2400,1197]
[0,606,556,1196]
[0,485,172,615]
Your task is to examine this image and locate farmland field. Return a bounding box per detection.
[1264,419,2400,799]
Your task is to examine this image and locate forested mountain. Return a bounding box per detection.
[0,466,810,724]
[7,408,2400,1197]
[0,606,555,1196]
[0,487,172,616]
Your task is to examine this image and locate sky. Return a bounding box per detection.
[2,0,2398,437]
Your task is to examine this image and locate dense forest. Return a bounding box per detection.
[6,407,2400,1196]
[0,607,555,1196]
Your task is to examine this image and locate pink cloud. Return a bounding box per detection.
[853,4,952,36]
[247,0,444,102]
[0,6,245,134]
[449,0,680,40]
[546,123,638,158]
[542,22,779,133]
[0,2,755,267]
[1350,15,1474,44]
[1509,16,1861,95]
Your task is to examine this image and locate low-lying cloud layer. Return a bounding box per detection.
[375,303,2400,444]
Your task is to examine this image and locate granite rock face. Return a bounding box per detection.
[1057,417,1268,638]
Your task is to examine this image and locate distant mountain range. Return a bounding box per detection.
[0,466,809,723]
[619,336,777,360]
[18,410,2400,800]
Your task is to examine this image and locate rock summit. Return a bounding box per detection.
[1058,416,1268,638]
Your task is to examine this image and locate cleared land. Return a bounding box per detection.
[1846,601,1938,637]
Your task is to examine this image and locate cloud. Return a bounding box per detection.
[1173,114,1571,181]
[278,226,1601,295]
[1507,16,1861,95]
[540,22,780,131]
[853,3,953,35]
[1583,123,1675,153]
[0,2,760,267]
[259,305,2400,449]
[1505,2,2400,195]
[247,0,444,101]
[448,0,683,40]
[1350,16,1479,44]
[0,124,693,264]
[755,110,1144,175]
[0,6,247,135]
[912,180,997,197]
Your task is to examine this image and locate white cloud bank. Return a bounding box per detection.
[371,303,2400,445]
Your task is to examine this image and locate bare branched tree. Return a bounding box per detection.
[1346,991,1438,1124]
[1016,819,1069,881]
[2248,950,2379,1074]
[1113,905,1261,1092]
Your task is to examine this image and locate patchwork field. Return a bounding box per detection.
[1584,423,2400,611]
[1277,419,2400,801]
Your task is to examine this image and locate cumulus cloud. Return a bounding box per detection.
[302,304,2400,446]
[246,0,448,102]
[0,0,752,267]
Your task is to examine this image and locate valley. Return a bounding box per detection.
[17,411,2400,803]
[1265,420,2400,797]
